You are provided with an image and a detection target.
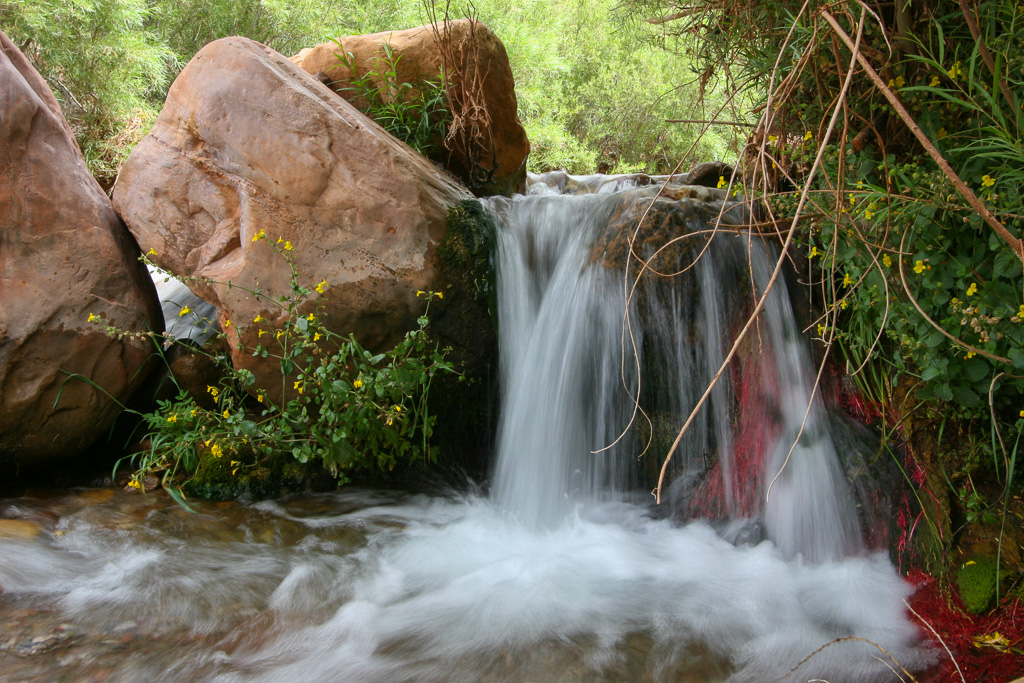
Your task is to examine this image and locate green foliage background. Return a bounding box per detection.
[0,0,733,186]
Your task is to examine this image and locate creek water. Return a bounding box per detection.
[0,176,935,682]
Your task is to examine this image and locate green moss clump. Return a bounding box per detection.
[438,199,496,308]
[956,555,998,614]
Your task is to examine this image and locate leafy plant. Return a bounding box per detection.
[334,39,451,157]
[92,236,462,497]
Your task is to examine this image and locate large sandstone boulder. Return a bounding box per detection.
[292,19,529,197]
[0,31,162,468]
[113,37,473,401]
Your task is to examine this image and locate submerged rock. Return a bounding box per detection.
[0,31,162,468]
[292,19,529,196]
[113,37,472,402]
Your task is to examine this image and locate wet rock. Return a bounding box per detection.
[0,31,163,467]
[0,519,43,539]
[292,19,529,196]
[113,37,471,402]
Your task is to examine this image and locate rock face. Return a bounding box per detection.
[0,31,162,468]
[291,20,529,196]
[113,37,473,400]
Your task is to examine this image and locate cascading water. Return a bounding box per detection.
[0,175,935,682]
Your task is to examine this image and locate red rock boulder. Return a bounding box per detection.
[0,31,163,467]
[113,37,472,401]
[292,19,529,196]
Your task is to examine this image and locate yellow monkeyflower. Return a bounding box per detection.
[88,312,98,322]
[128,479,142,490]
[179,306,191,317]
[948,61,963,79]
[275,329,284,340]
[190,408,198,417]
[803,130,813,141]
[167,414,178,424]
[294,381,304,394]
[436,291,443,299]
[842,273,854,287]
[257,392,265,403]
[809,246,819,258]
[224,319,233,327]
[207,385,219,398]
[767,134,778,143]
[211,444,223,458]
[353,379,363,389]
[222,409,230,419]
[717,175,727,189]
[306,313,316,321]
[416,290,425,297]
[1019,410,1024,418]
[913,260,926,274]
[840,300,848,310]
[395,405,402,412]
[1017,304,1024,318]
[929,76,940,87]
[231,461,241,476]
[258,329,267,337]
[981,174,995,187]
[967,282,978,296]
[313,332,321,341]
[283,241,293,251]
[848,193,856,205]
[254,314,265,323]
[966,350,977,359]
[864,209,875,220]
[252,229,267,242]
[882,253,891,268]
[147,248,157,256]
[315,279,327,294]
[817,324,826,337]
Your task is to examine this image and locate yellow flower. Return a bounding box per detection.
[1018,304,1024,318]
[252,229,267,242]
[717,175,727,189]
[178,306,191,317]
[257,392,264,403]
[981,174,995,187]
[128,479,142,490]
[817,324,826,336]
[277,236,283,244]
[937,128,947,139]
[284,241,293,251]
[895,75,905,88]
[167,414,178,424]
[416,290,424,297]
[436,291,443,299]
[929,76,940,87]
[803,130,813,141]
[842,273,853,287]
[966,351,976,359]
[224,319,233,327]
[395,405,402,412]
[223,409,230,419]
[353,379,363,389]
[211,444,223,458]
[313,332,321,341]
[315,279,327,294]
[913,260,926,274]
[882,254,892,268]
[809,246,819,258]
[294,380,304,394]
[254,314,265,323]
[275,329,284,340]
[258,329,267,338]
[864,209,874,220]
[306,313,316,321]
[88,312,98,322]
[768,134,778,143]
[840,300,848,310]
[190,408,198,417]
[1019,410,1024,419]
[948,61,963,79]
[848,193,856,205]
[231,461,241,476]
[967,282,978,296]
[147,248,157,256]
[207,385,219,397]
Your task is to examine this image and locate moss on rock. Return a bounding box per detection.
[956,555,998,614]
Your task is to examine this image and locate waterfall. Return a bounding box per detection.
[486,176,862,561]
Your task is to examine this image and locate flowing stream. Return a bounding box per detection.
[0,176,934,682]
